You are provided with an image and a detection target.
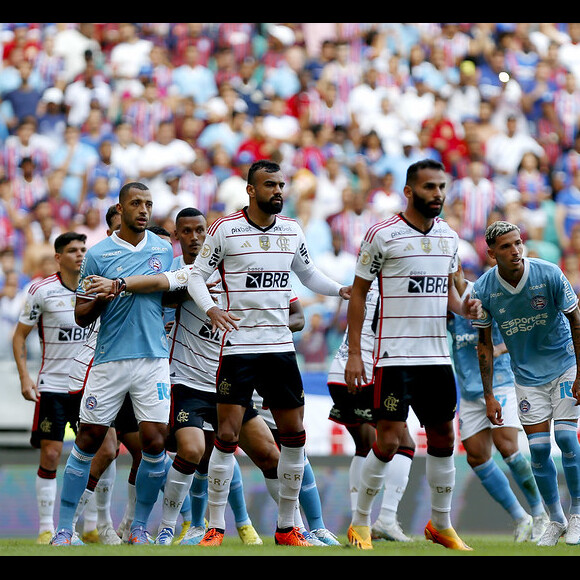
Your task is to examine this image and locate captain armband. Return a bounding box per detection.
[163,265,194,291]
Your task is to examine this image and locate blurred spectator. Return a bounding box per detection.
[11,156,48,212]
[108,23,153,97]
[0,269,26,357]
[2,58,43,124]
[137,119,196,199]
[35,87,67,150]
[151,167,195,223]
[555,167,580,251]
[110,120,142,180]
[123,78,173,146]
[171,43,218,106]
[63,52,112,127]
[49,123,99,206]
[179,153,219,216]
[485,114,546,190]
[2,116,51,180]
[52,23,103,84]
[296,311,330,372]
[552,70,580,151]
[215,151,254,214]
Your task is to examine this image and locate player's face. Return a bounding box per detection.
[406,168,447,219]
[488,229,524,272]
[249,169,285,215]
[57,240,86,275]
[175,215,207,260]
[120,188,153,233]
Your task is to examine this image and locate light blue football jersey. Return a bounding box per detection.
[471,257,578,386]
[449,313,514,400]
[77,230,174,365]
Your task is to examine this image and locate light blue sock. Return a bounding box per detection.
[473,458,526,521]
[503,451,544,516]
[57,444,95,532]
[190,471,208,527]
[228,460,251,527]
[299,455,325,530]
[131,451,167,531]
[555,421,580,515]
[528,432,565,524]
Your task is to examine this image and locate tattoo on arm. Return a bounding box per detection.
[478,328,494,397]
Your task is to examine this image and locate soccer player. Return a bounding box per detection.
[50,182,174,546]
[187,159,351,546]
[12,232,89,544]
[449,258,549,542]
[327,278,415,542]
[83,207,278,546]
[472,221,580,546]
[345,159,481,551]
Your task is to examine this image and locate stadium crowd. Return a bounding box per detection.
[0,22,580,365]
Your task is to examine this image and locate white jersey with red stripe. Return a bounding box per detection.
[193,208,323,355]
[18,273,91,393]
[168,255,222,393]
[327,278,379,386]
[68,319,99,394]
[355,212,459,367]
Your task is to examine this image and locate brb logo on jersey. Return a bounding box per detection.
[408,275,448,294]
[245,271,290,288]
[58,326,91,342]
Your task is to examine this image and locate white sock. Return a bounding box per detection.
[352,449,390,527]
[207,447,235,530]
[96,461,116,526]
[264,476,279,506]
[426,453,455,530]
[349,455,365,514]
[160,464,194,531]
[73,488,94,528]
[377,453,412,525]
[83,491,98,532]
[277,445,304,529]
[120,482,136,528]
[36,475,57,534]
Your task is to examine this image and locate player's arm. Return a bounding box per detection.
[448,273,482,319]
[188,268,240,332]
[344,275,372,394]
[564,305,580,405]
[12,321,38,402]
[289,297,305,332]
[477,324,503,425]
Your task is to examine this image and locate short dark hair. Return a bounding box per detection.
[247,159,280,186]
[147,225,171,238]
[119,181,149,203]
[105,205,119,228]
[405,159,446,186]
[175,207,204,223]
[54,231,86,253]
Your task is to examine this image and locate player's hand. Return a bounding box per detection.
[485,396,503,426]
[21,377,39,402]
[339,285,352,300]
[83,276,119,299]
[206,306,240,333]
[572,378,580,406]
[344,353,367,394]
[462,293,482,320]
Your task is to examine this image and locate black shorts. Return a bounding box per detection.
[216,352,304,410]
[372,364,457,426]
[30,391,82,448]
[328,382,375,427]
[169,383,259,434]
[114,393,139,436]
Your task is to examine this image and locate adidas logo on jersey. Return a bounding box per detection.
[241,240,252,248]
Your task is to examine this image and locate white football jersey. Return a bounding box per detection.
[169,255,222,392]
[327,278,379,386]
[193,209,323,355]
[18,273,91,393]
[68,319,99,393]
[355,213,458,367]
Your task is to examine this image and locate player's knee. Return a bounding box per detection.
[554,421,580,455]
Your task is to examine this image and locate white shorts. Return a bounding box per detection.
[515,365,580,425]
[80,357,171,426]
[459,385,521,441]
